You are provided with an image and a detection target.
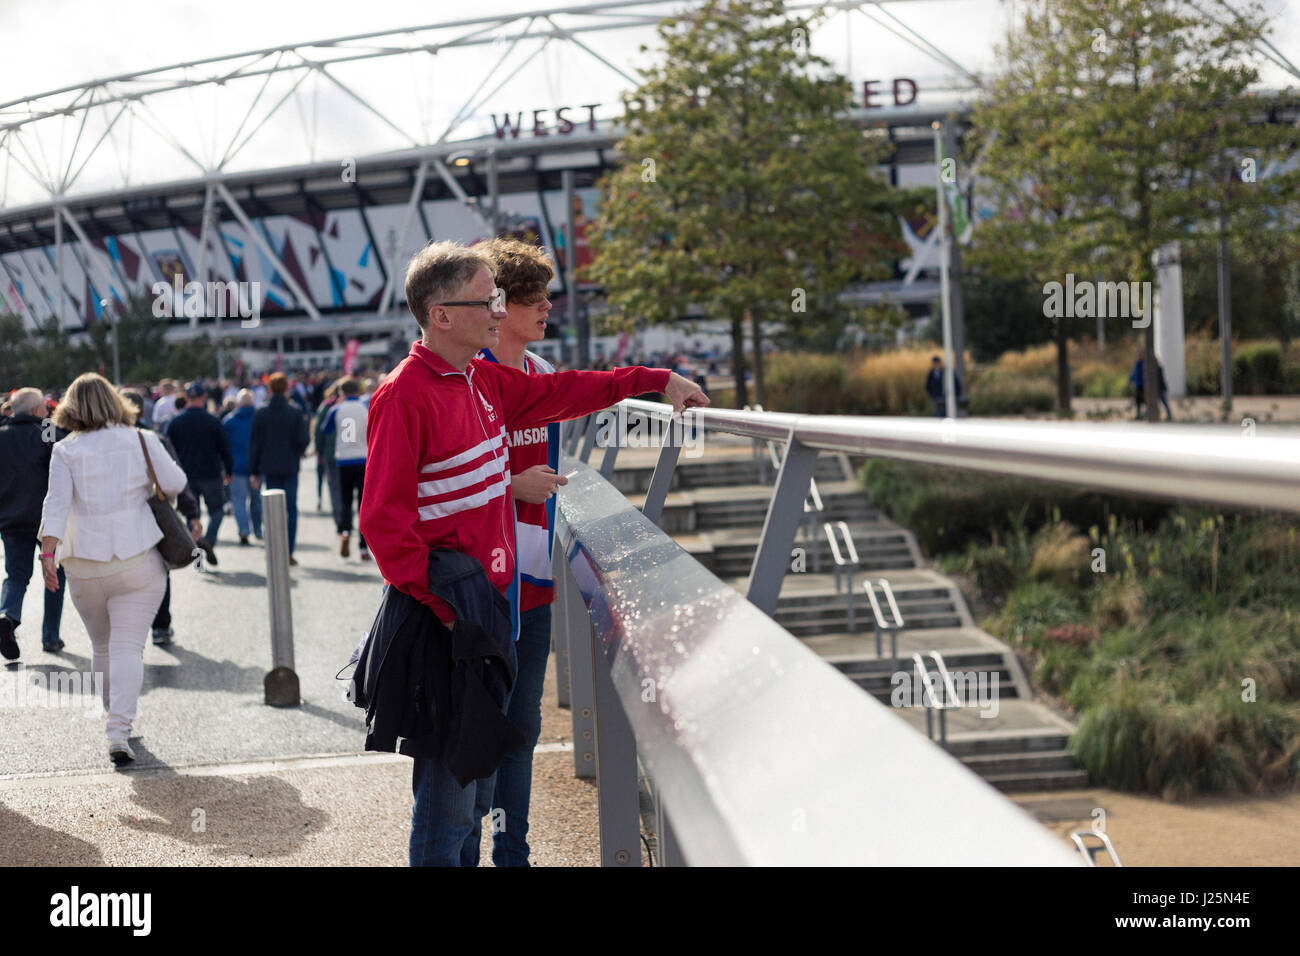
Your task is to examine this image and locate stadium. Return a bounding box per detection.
[0,1,985,375]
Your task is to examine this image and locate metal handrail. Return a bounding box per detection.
[837,520,860,565]
[912,650,961,748]
[824,522,847,568]
[757,436,825,570]
[618,398,1300,515]
[1070,829,1123,867]
[824,521,860,631]
[552,456,1077,866]
[865,578,905,673]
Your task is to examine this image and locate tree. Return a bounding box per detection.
[971,0,1300,418]
[586,0,903,406]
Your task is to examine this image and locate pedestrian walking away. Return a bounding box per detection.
[38,373,189,764]
[120,388,205,647]
[0,387,68,657]
[223,389,262,544]
[312,383,342,524]
[249,373,310,563]
[323,377,370,560]
[163,382,232,566]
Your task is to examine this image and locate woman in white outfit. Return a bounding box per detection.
[38,373,188,764]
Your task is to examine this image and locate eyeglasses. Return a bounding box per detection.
[437,287,506,313]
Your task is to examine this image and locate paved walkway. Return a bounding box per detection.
[0,457,600,866]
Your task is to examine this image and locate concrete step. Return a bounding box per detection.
[977,768,1091,793]
[956,749,1081,777]
[709,528,921,577]
[609,447,850,495]
[945,731,1073,757]
[775,608,964,637]
[628,480,878,534]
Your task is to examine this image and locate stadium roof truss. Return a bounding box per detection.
[0,0,988,332]
[3,0,1294,338]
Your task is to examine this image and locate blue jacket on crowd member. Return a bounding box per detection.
[164,405,233,482]
[222,405,255,477]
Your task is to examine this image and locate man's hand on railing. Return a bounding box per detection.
[512,464,568,504]
[664,372,710,416]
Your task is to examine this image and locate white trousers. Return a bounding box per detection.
[66,550,166,741]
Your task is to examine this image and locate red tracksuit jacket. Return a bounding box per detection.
[360,340,669,626]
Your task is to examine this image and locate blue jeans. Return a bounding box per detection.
[262,472,298,555]
[491,604,551,867]
[410,637,517,867]
[1,530,66,646]
[228,474,262,537]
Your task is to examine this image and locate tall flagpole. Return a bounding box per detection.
[933,122,955,419]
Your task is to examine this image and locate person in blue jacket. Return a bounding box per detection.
[222,390,262,544]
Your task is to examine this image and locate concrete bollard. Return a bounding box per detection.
[261,488,300,707]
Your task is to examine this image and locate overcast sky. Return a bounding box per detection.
[1,0,1296,205]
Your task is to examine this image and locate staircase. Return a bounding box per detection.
[610,434,1089,794]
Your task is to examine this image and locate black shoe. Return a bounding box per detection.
[199,539,218,566]
[42,639,65,653]
[152,627,174,646]
[0,617,17,661]
[239,535,250,546]
[289,556,299,567]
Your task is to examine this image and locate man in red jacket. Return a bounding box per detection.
[361,239,706,866]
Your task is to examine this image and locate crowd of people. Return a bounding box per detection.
[0,233,709,867]
[0,366,379,761]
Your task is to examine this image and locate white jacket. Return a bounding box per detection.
[40,424,189,563]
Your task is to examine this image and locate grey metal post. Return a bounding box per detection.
[943,120,968,406]
[579,413,600,464]
[591,629,641,867]
[1218,215,1233,412]
[807,510,820,573]
[562,169,588,367]
[551,533,571,709]
[656,794,687,867]
[54,210,63,327]
[487,148,499,235]
[642,442,681,527]
[846,568,855,633]
[746,435,818,618]
[102,299,121,385]
[599,440,620,480]
[564,416,586,456]
[562,555,597,778]
[261,489,299,706]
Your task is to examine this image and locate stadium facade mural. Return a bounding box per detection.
[0,187,601,331]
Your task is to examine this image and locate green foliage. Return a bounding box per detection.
[969,0,1300,415]
[586,0,905,406]
[963,272,1053,361]
[1233,342,1285,394]
[915,477,1300,796]
[967,370,1055,415]
[0,296,218,392]
[859,458,1169,557]
[763,352,847,414]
